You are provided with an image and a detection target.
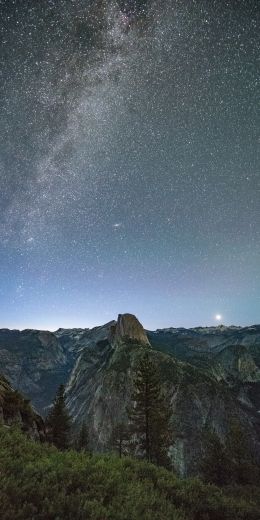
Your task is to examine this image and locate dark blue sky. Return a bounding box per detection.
[0,0,259,330]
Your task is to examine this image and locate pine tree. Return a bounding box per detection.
[129,352,171,467]
[110,422,129,458]
[77,421,89,452]
[200,429,230,485]
[46,385,71,450]
[200,422,259,486]
[225,419,259,485]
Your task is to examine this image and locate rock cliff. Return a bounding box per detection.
[110,313,150,346]
[0,374,45,440]
[0,329,74,414]
[66,336,260,476]
[65,316,260,476]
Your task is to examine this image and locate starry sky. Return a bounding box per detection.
[0,0,259,330]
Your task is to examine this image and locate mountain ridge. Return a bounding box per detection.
[0,314,259,475]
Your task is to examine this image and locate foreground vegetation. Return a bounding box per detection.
[0,426,260,520]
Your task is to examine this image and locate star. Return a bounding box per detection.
[0,1,258,329]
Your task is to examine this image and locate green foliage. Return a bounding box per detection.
[200,430,231,486]
[3,389,25,417]
[46,384,71,450]
[225,420,259,485]
[77,421,89,452]
[1,386,34,426]
[0,426,260,520]
[129,352,172,467]
[200,422,260,486]
[110,422,130,457]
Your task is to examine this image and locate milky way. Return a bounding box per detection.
[0,0,259,329]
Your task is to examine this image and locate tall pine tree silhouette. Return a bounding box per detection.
[110,422,130,458]
[46,384,71,450]
[77,421,89,452]
[129,352,171,467]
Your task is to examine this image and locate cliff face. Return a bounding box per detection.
[0,374,45,440]
[0,322,119,415]
[148,325,260,414]
[148,325,260,376]
[0,329,74,415]
[65,316,260,476]
[110,314,151,346]
[55,321,117,352]
[66,338,260,476]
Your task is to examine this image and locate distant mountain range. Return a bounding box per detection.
[0,315,259,476]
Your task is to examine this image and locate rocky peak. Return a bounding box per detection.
[110,313,150,346]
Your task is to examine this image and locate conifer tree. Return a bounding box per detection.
[129,352,171,467]
[46,384,71,450]
[200,422,259,486]
[110,422,129,458]
[200,429,230,485]
[77,421,89,452]
[225,419,259,485]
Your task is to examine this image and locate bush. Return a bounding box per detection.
[0,426,259,520]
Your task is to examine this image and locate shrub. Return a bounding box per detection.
[0,426,259,520]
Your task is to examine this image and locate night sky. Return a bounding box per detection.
[0,0,259,330]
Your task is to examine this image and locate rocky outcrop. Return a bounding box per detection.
[212,344,260,383]
[110,314,150,346]
[56,321,116,353]
[0,374,45,440]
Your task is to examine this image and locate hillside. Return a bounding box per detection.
[0,328,76,414]
[0,426,259,520]
[0,375,45,440]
